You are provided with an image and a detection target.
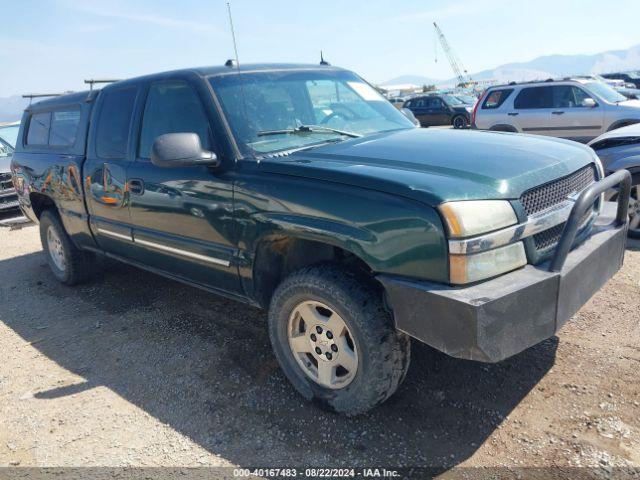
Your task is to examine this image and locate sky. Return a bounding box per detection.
[0,0,639,97]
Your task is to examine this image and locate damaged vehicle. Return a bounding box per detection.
[11,64,631,415]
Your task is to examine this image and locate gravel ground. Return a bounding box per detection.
[0,222,639,473]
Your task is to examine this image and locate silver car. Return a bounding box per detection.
[0,122,20,214]
[473,78,640,143]
[589,123,640,237]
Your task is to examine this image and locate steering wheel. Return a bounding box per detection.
[320,112,348,124]
[320,104,358,125]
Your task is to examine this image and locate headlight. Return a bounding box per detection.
[450,242,527,284]
[439,200,517,238]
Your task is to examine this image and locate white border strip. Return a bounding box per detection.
[135,238,231,267]
[97,228,133,242]
[96,227,231,267]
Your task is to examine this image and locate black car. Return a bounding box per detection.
[403,94,472,128]
[602,72,640,89]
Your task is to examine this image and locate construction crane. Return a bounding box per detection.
[433,22,473,88]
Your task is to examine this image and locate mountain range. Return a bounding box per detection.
[2,44,640,122]
[383,44,640,87]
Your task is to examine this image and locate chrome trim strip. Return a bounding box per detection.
[448,199,595,255]
[134,237,231,267]
[97,228,133,242]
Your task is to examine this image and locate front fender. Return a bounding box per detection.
[233,172,449,293]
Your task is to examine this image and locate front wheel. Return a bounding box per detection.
[268,264,410,415]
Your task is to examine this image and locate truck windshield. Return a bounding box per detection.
[209,69,414,156]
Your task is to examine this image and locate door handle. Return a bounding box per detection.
[507,112,519,116]
[128,179,145,195]
[552,111,565,115]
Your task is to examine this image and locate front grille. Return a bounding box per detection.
[520,165,596,216]
[533,223,565,250]
[520,165,598,256]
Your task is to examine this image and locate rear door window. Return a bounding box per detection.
[514,86,553,109]
[482,89,513,109]
[95,87,138,158]
[27,112,51,145]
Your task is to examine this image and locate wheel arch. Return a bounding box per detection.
[489,124,518,133]
[29,192,58,219]
[250,231,374,308]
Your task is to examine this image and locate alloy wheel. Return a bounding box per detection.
[47,226,66,271]
[287,300,358,389]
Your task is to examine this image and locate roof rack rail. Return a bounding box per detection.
[22,92,73,105]
[84,79,120,90]
[22,93,64,99]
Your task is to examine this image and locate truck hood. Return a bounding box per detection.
[259,128,596,206]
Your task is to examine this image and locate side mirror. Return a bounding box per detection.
[151,133,220,168]
[581,98,597,108]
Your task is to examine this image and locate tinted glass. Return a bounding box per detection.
[425,97,442,108]
[139,82,211,159]
[96,87,137,158]
[514,86,553,109]
[27,112,51,145]
[49,109,81,146]
[482,89,513,109]
[551,86,592,108]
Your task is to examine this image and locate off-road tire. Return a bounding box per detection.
[39,210,94,285]
[268,264,411,415]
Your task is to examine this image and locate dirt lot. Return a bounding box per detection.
[1,223,639,474]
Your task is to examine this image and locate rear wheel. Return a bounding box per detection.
[268,264,411,415]
[39,210,94,285]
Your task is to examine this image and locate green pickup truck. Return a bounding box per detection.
[10,63,631,415]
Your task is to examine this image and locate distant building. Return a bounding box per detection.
[379,83,423,98]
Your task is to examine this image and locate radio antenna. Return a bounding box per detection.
[226,2,241,72]
[225,1,249,160]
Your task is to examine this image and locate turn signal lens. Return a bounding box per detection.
[450,242,527,284]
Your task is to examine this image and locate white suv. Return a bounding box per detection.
[472,78,640,143]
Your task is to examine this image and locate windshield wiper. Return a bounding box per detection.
[257,124,362,138]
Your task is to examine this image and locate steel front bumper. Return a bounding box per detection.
[379,171,631,363]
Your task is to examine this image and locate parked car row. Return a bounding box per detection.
[602,71,640,89]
